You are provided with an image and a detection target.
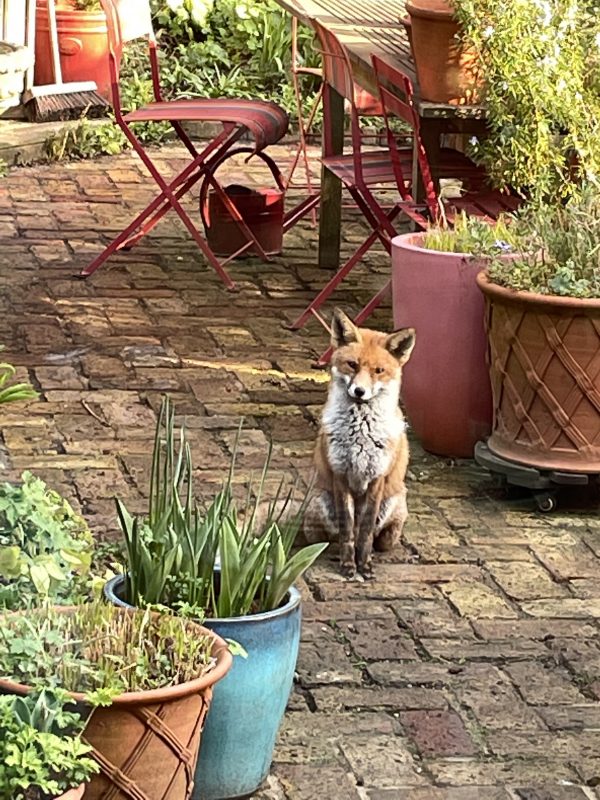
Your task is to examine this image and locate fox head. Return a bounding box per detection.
[329,308,416,403]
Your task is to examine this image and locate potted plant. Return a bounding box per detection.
[0,602,233,800]
[0,471,94,609]
[454,0,600,201]
[35,0,111,101]
[391,213,522,457]
[105,396,327,799]
[0,689,99,800]
[402,0,481,104]
[477,187,600,472]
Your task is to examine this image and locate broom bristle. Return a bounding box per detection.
[25,90,109,123]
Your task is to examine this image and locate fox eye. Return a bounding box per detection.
[347,360,358,370]
[375,367,385,374]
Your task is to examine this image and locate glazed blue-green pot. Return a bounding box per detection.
[104,575,302,800]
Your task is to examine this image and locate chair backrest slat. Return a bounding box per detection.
[100,0,158,113]
[372,54,438,218]
[310,18,355,102]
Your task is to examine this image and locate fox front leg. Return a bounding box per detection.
[333,479,356,578]
[355,478,384,579]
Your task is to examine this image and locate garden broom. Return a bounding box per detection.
[23,0,108,122]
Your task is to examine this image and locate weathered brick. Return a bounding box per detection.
[505,662,587,706]
[343,617,419,662]
[442,580,518,619]
[452,664,544,732]
[487,561,567,600]
[311,684,448,713]
[340,736,426,788]
[400,710,476,756]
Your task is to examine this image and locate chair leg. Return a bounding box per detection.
[82,125,245,287]
[316,280,392,365]
[286,199,401,331]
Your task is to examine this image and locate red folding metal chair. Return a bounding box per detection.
[285,18,413,333]
[314,56,521,364]
[286,17,384,227]
[81,0,293,285]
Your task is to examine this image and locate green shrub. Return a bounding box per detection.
[0,472,94,609]
[487,187,600,297]
[116,396,326,618]
[421,212,521,255]
[0,690,98,800]
[454,0,600,201]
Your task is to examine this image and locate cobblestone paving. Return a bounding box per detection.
[1,143,600,799]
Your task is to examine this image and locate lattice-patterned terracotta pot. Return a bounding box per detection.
[0,611,233,800]
[477,271,600,471]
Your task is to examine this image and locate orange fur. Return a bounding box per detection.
[304,309,415,578]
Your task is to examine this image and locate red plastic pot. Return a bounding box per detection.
[34,0,111,101]
[391,231,494,457]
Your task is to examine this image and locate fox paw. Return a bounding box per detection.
[340,563,357,580]
[358,563,374,581]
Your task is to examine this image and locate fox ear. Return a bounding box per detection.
[331,308,361,348]
[386,327,415,364]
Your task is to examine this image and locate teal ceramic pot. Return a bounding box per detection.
[104,575,302,799]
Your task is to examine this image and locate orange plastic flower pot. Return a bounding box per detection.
[34,0,111,101]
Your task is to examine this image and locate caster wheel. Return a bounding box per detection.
[535,492,557,513]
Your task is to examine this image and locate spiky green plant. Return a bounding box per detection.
[116,397,326,618]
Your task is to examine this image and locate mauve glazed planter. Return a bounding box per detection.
[477,271,600,472]
[392,231,496,457]
[105,574,302,800]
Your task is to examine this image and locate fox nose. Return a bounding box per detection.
[353,386,366,399]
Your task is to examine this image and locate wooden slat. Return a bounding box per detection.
[277,0,484,119]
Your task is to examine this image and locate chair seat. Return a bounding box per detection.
[450,190,521,218]
[322,146,482,188]
[124,98,289,151]
[322,148,411,186]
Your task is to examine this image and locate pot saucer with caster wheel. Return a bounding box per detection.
[474,440,592,512]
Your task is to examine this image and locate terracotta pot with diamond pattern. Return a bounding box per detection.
[0,610,233,800]
[477,271,600,471]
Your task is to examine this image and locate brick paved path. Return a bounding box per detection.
[1,144,600,799]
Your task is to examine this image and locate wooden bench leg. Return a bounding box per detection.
[318,84,345,269]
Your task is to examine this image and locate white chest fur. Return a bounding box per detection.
[322,381,406,496]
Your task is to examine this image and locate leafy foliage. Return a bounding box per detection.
[0,472,94,610]
[454,0,600,200]
[116,396,326,618]
[0,602,217,695]
[487,186,600,297]
[422,211,521,255]
[0,690,98,800]
[45,0,321,161]
[0,351,37,406]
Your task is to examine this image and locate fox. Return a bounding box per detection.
[303,308,416,579]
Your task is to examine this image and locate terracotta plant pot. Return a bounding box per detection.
[391,231,495,457]
[55,786,86,800]
[0,608,233,800]
[34,0,111,101]
[403,0,481,104]
[105,573,302,800]
[477,271,600,472]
